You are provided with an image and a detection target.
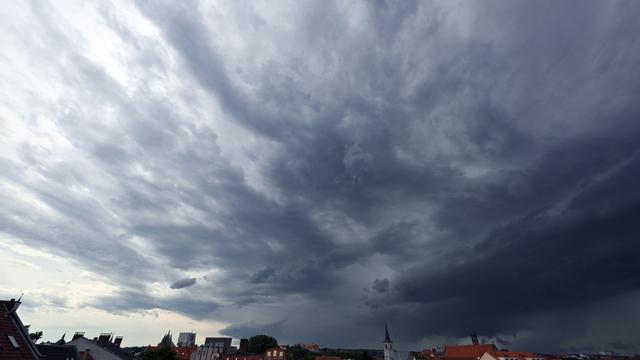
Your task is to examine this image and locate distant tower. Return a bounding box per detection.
[159,331,175,348]
[383,322,393,360]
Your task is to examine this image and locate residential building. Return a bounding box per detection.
[178,333,197,347]
[66,333,127,360]
[219,355,263,360]
[0,298,43,360]
[219,347,286,360]
[264,347,285,360]
[191,345,221,360]
[204,338,233,354]
[36,344,81,360]
[479,351,545,360]
[176,347,198,360]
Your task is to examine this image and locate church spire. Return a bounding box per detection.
[384,321,392,343]
[383,322,393,360]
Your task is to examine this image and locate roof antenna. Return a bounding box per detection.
[17,293,24,302]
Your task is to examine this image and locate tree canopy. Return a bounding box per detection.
[247,335,278,354]
[286,345,314,360]
[142,347,178,360]
[24,325,43,343]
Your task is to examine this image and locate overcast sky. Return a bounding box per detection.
[2,0,640,354]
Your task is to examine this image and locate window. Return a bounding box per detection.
[280,352,284,356]
[268,352,272,356]
[7,335,19,348]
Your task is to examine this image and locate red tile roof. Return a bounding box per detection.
[444,345,498,359]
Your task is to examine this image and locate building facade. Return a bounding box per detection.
[479,351,545,360]
[264,347,285,360]
[204,338,233,354]
[218,347,287,360]
[178,333,197,347]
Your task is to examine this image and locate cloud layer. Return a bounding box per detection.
[1,0,640,353]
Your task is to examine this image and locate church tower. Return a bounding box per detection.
[383,322,393,360]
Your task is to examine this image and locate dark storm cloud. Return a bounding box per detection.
[170,278,197,289]
[93,290,219,320]
[3,0,640,353]
[220,321,285,340]
[372,279,390,294]
[249,267,275,284]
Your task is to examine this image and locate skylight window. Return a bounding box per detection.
[7,335,19,348]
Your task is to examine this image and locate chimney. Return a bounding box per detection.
[98,333,111,346]
[471,334,479,345]
[73,332,86,341]
[6,298,20,314]
[114,336,123,348]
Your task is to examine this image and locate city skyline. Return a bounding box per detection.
[1,0,640,353]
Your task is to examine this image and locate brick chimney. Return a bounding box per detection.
[73,332,85,341]
[114,336,123,348]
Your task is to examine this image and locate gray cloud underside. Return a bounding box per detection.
[2,0,640,353]
[170,278,197,289]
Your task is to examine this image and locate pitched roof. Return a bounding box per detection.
[444,345,498,359]
[55,333,67,345]
[0,299,42,360]
[66,337,124,360]
[36,344,81,360]
[484,351,537,360]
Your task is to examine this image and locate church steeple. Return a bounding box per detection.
[383,322,393,360]
[384,322,392,343]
